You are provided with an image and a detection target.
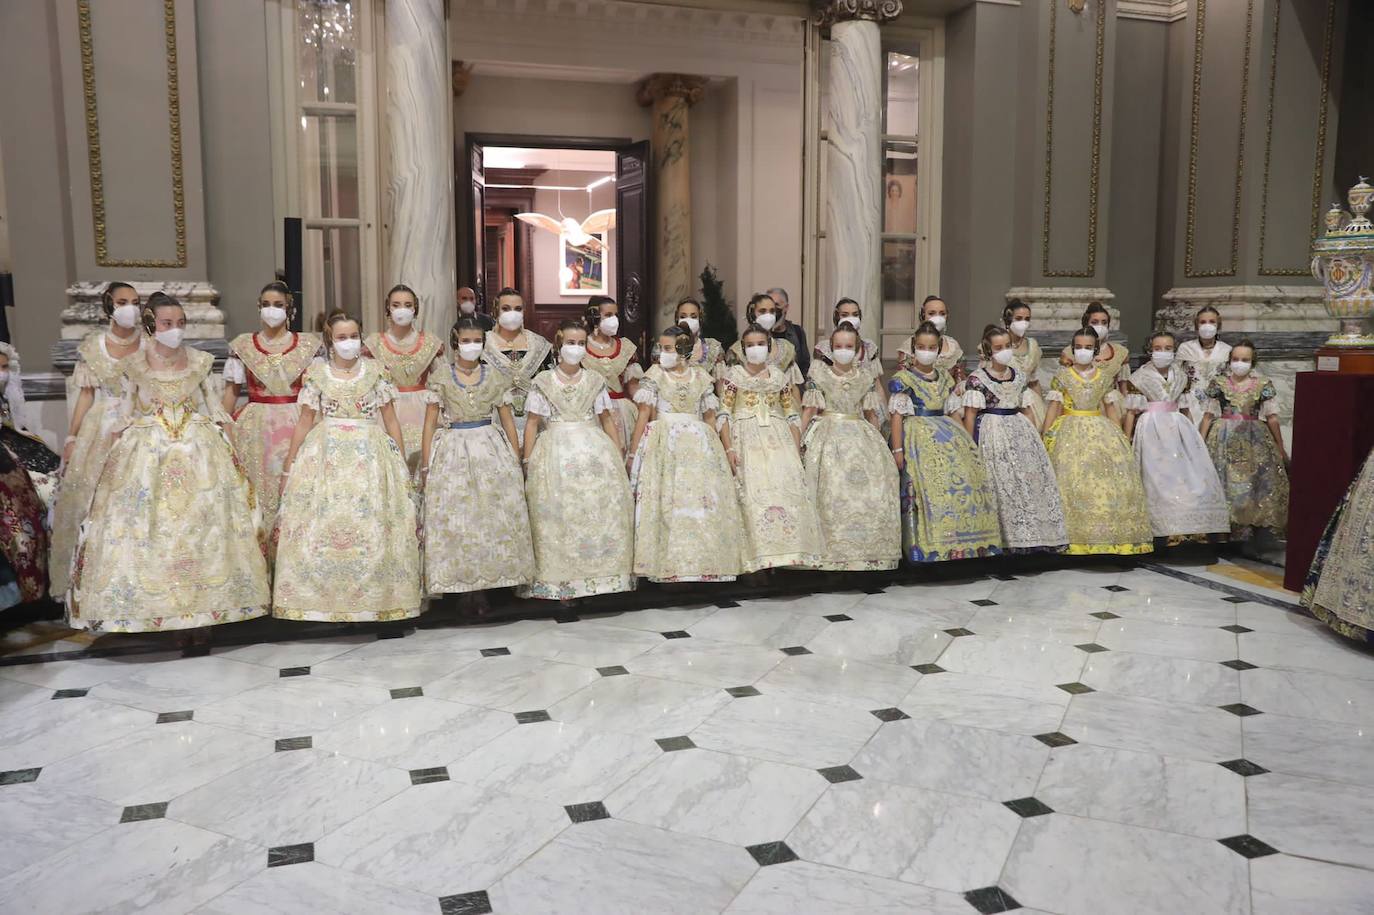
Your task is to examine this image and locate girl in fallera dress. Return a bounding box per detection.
[1059,302,1130,391]
[899,296,965,380]
[1042,327,1152,556]
[221,281,323,536]
[1003,299,1048,430]
[0,436,47,612]
[723,294,803,389]
[814,298,882,369]
[50,282,145,599]
[1123,332,1230,542]
[672,297,725,378]
[958,325,1067,553]
[0,344,60,506]
[800,324,900,571]
[420,317,533,603]
[70,293,270,633]
[718,324,822,572]
[1199,341,1290,540]
[889,322,1001,561]
[521,321,635,600]
[582,295,643,450]
[628,326,744,582]
[1177,306,1231,428]
[273,311,422,622]
[484,287,553,445]
[1302,447,1374,642]
[365,284,444,473]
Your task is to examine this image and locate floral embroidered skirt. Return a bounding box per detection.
[49,395,116,598]
[1205,417,1289,537]
[228,400,302,539]
[898,415,1002,562]
[1133,412,1230,538]
[0,449,48,608]
[731,416,821,572]
[975,412,1067,552]
[1302,450,1374,642]
[803,414,900,570]
[1045,415,1152,555]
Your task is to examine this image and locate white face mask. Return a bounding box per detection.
[1090,323,1110,339]
[498,310,524,331]
[260,306,288,328]
[560,343,587,365]
[458,299,476,315]
[831,347,857,365]
[679,316,700,335]
[1073,347,1096,366]
[390,307,415,327]
[112,303,141,329]
[745,344,769,365]
[839,315,861,332]
[1198,323,1218,340]
[1230,360,1252,377]
[926,315,947,332]
[155,328,185,350]
[913,348,938,367]
[1151,351,1176,369]
[659,351,679,369]
[755,312,777,331]
[1009,319,1030,337]
[457,342,484,362]
[333,338,362,360]
[598,316,619,336]
[992,348,1016,366]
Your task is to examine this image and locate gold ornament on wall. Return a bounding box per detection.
[1068,0,1087,13]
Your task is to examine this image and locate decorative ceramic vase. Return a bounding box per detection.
[1311,177,1374,348]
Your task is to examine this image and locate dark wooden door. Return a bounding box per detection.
[615,141,652,363]
[464,139,487,311]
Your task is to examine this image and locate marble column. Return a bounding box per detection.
[386,0,456,338]
[638,74,706,331]
[820,1,900,316]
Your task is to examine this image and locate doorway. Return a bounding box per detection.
[463,134,652,355]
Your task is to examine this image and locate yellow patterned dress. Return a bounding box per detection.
[1302,449,1374,642]
[584,337,644,450]
[630,365,743,582]
[365,330,444,473]
[802,361,900,570]
[224,331,322,534]
[1044,366,1153,555]
[521,369,635,599]
[70,348,270,632]
[422,363,533,595]
[889,368,1002,561]
[1200,373,1289,537]
[272,361,422,622]
[49,332,145,598]
[722,338,803,386]
[719,364,822,572]
[483,330,553,445]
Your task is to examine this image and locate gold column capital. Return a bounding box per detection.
[636,73,708,109]
[812,0,903,27]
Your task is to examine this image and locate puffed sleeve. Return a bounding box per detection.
[700,389,720,414]
[72,358,100,391]
[624,362,645,382]
[1019,387,1039,410]
[593,389,614,415]
[886,377,914,415]
[1123,386,1147,412]
[1046,373,1065,403]
[370,376,398,409]
[801,377,826,410]
[1199,379,1222,416]
[524,387,552,417]
[861,387,885,414]
[961,386,988,410]
[100,374,136,438]
[1103,389,1122,407]
[298,374,323,412]
[633,372,658,406]
[222,356,246,386]
[197,370,233,425]
[1258,381,1280,419]
[716,377,737,431]
[787,363,804,386]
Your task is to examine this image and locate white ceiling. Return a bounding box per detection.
[469,60,643,85]
[484,146,617,173]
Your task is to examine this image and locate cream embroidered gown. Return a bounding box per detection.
[224,331,322,534]
[483,330,553,445]
[960,366,1068,552]
[1177,338,1232,427]
[801,361,900,570]
[70,348,270,632]
[365,330,444,473]
[584,338,644,449]
[1302,448,1374,642]
[50,332,145,598]
[422,363,533,594]
[521,369,635,599]
[629,364,744,582]
[719,364,822,572]
[1124,364,1230,539]
[722,338,804,386]
[272,361,422,622]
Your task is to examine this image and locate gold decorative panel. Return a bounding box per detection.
[78,0,187,268]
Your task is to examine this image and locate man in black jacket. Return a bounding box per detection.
[457,286,494,332]
[767,287,809,378]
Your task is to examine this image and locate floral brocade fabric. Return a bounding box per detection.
[888,368,1002,562]
[1044,366,1152,556]
[583,337,644,450]
[1302,449,1374,642]
[1201,374,1289,537]
[366,331,443,473]
[271,361,422,622]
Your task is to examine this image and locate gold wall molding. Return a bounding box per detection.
[1039,0,1106,279]
[1256,0,1335,277]
[1183,0,1254,279]
[78,0,187,268]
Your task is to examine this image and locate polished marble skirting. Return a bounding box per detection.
[2,558,1372,913]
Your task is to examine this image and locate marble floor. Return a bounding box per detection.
[2,560,1373,914]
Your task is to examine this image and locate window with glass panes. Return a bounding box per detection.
[881,46,920,360]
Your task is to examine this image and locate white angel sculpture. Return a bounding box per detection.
[514,208,617,251]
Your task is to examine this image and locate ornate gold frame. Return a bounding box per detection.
[1183,0,1254,279]
[78,0,187,268]
[1256,0,1336,277]
[1040,0,1105,279]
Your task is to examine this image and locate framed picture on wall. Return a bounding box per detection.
[559,233,606,296]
